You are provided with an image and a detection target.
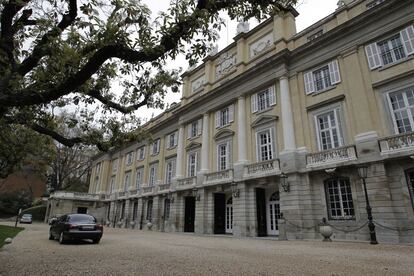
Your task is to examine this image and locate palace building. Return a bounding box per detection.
[46,0,414,243]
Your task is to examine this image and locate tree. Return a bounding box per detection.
[0,0,296,152]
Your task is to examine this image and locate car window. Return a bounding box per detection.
[68,214,96,223]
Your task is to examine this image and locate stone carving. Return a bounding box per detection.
[191,75,205,93]
[236,21,250,35]
[208,44,218,56]
[215,52,237,79]
[250,32,274,58]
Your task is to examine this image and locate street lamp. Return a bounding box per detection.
[280,173,290,192]
[357,165,378,245]
[192,188,200,201]
[231,182,240,198]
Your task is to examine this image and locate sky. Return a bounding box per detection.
[139,0,340,120]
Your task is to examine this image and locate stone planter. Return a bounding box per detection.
[130,221,136,229]
[146,222,153,230]
[319,218,333,242]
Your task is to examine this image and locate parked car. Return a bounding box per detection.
[49,214,103,244]
[20,214,32,224]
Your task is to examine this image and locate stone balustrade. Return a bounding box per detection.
[158,183,171,192]
[379,132,414,155]
[244,159,280,177]
[306,145,357,168]
[142,186,155,194]
[50,191,100,201]
[177,177,196,187]
[205,169,233,185]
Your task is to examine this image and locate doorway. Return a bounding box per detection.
[184,197,195,232]
[214,193,225,234]
[267,191,280,236]
[256,188,267,237]
[225,197,233,234]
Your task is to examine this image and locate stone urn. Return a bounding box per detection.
[146,222,153,230]
[319,218,333,242]
[106,221,111,227]
[130,221,136,229]
[117,220,123,228]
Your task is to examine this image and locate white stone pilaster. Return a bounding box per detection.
[237,96,248,164]
[280,76,296,151]
[176,125,185,178]
[201,113,210,173]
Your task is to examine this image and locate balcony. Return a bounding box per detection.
[379,132,414,157]
[142,186,155,195]
[244,159,280,179]
[177,177,196,190]
[129,189,139,196]
[158,183,171,192]
[50,191,100,201]
[204,169,233,185]
[306,145,357,168]
[118,191,127,199]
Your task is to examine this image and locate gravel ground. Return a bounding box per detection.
[1,222,414,276]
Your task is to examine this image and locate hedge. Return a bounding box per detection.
[21,205,46,221]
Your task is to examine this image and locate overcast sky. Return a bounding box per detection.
[140,0,339,120]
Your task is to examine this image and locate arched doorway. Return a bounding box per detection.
[267,191,280,236]
[225,196,233,234]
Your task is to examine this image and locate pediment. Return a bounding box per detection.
[251,115,278,128]
[186,141,202,150]
[214,129,235,141]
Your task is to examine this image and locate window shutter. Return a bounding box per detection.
[303,71,315,94]
[142,147,145,158]
[197,119,202,136]
[251,94,258,113]
[229,105,234,122]
[365,43,382,70]
[187,124,191,138]
[227,141,232,169]
[400,25,414,56]
[195,152,199,172]
[334,108,344,147]
[216,145,220,171]
[328,60,341,85]
[174,132,178,146]
[269,86,276,106]
[172,159,176,177]
[156,140,160,153]
[215,111,221,128]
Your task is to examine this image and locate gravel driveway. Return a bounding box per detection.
[1,222,414,276]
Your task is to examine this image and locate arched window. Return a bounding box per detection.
[226,197,232,205]
[269,191,279,201]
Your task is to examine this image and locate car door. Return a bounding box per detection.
[53,215,66,237]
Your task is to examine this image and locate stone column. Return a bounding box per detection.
[237,96,248,164]
[195,188,206,234]
[201,113,210,173]
[123,199,130,228]
[233,182,248,237]
[176,125,185,178]
[279,76,296,151]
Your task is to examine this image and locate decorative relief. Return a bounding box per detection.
[249,33,274,58]
[191,75,205,93]
[215,52,237,79]
[236,21,250,35]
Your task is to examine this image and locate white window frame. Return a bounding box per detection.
[125,151,134,166]
[216,105,234,128]
[137,147,146,161]
[251,86,276,113]
[124,171,131,192]
[314,107,344,151]
[167,131,178,149]
[187,151,198,177]
[217,141,231,171]
[325,178,355,220]
[149,164,157,186]
[135,167,144,189]
[188,119,202,139]
[256,128,275,162]
[386,86,414,134]
[151,139,160,155]
[303,60,341,95]
[165,158,176,184]
[365,25,414,70]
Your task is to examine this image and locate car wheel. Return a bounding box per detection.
[59,232,65,244]
[49,230,54,240]
[92,238,100,244]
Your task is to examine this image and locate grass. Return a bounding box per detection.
[0,225,24,248]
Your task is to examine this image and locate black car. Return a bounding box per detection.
[49,214,103,244]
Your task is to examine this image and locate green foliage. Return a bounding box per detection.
[21,205,46,221]
[0,225,24,249]
[0,191,33,217]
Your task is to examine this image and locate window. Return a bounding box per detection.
[217,142,231,171]
[215,105,234,128]
[123,171,131,191]
[164,198,171,220]
[365,25,414,70]
[165,158,176,184]
[120,201,126,219]
[315,108,343,151]
[95,163,101,175]
[251,86,276,113]
[151,139,160,155]
[135,168,143,189]
[257,129,274,161]
[405,169,414,210]
[146,199,153,221]
[188,152,198,177]
[167,132,178,149]
[304,60,341,94]
[112,159,118,173]
[132,201,138,221]
[149,164,157,186]
[325,178,355,220]
[137,147,146,160]
[125,151,134,165]
[188,119,202,139]
[109,176,115,192]
[387,87,414,134]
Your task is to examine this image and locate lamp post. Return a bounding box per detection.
[357,165,378,245]
[280,173,290,193]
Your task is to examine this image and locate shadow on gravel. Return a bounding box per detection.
[50,239,99,245]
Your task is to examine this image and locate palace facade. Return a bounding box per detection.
[47,0,414,243]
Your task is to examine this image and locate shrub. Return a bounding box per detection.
[21,205,46,221]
